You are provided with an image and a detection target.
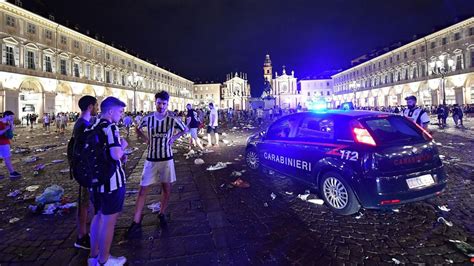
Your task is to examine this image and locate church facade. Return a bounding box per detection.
[262,54,299,109]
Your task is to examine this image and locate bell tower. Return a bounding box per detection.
[263,54,272,84]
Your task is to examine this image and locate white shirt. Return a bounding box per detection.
[403,107,430,126]
[209,108,218,127]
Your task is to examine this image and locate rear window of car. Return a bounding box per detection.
[362,116,426,144]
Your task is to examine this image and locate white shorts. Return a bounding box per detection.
[0,145,11,159]
[189,128,198,139]
[140,160,176,186]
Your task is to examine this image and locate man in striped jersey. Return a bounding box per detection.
[89,97,128,266]
[128,91,188,234]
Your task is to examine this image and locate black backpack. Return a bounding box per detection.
[70,121,118,188]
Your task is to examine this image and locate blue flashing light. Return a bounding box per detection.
[340,102,355,110]
[307,100,328,112]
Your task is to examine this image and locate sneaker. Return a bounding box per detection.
[87,256,98,266]
[158,213,168,227]
[9,171,21,178]
[126,221,141,237]
[99,255,127,266]
[74,234,91,250]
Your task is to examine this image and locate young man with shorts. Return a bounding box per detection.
[207,102,219,147]
[127,91,188,234]
[0,111,21,178]
[186,103,204,151]
[72,96,98,250]
[88,97,128,266]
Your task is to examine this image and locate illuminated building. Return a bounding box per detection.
[0,0,193,118]
[262,54,299,109]
[298,77,334,108]
[332,17,474,107]
[193,72,250,110]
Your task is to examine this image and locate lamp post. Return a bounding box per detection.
[429,55,454,106]
[349,81,360,106]
[127,72,143,114]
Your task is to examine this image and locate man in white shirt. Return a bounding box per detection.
[403,96,430,130]
[207,102,219,147]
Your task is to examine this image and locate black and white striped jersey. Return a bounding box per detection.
[139,112,187,161]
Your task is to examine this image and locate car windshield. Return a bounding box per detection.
[362,116,425,144]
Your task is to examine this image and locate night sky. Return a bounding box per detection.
[20,0,474,96]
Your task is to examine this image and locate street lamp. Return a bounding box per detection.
[349,81,360,106]
[429,55,454,106]
[127,72,143,114]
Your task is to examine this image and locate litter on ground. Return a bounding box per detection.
[35,185,64,204]
[207,162,228,171]
[147,202,161,213]
[438,205,451,212]
[355,212,364,219]
[23,156,39,163]
[270,193,276,200]
[25,185,40,192]
[194,158,205,165]
[231,178,250,188]
[51,159,65,164]
[448,240,474,257]
[437,217,453,227]
[9,217,20,224]
[7,190,21,197]
[391,258,401,264]
[307,199,324,205]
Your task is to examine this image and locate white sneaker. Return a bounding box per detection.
[100,255,127,266]
[87,257,97,266]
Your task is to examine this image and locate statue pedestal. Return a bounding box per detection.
[263,96,276,110]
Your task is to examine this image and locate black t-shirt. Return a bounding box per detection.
[73,118,90,139]
[186,109,200,128]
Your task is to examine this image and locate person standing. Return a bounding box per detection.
[227,107,234,128]
[123,113,133,137]
[71,96,98,251]
[88,97,128,266]
[127,91,188,235]
[402,96,430,130]
[43,113,50,131]
[256,107,264,126]
[186,103,204,151]
[0,111,21,178]
[207,102,219,147]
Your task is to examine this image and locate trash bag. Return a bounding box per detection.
[35,185,64,204]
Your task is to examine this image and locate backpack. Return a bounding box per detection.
[70,121,118,188]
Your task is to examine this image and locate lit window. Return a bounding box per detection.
[60,59,67,75]
[6,46,15,66]
[45,30,52,40]
[60,35,67,45]
[45,56,52,72]
[74,63,80,77]
[73,41,80,49]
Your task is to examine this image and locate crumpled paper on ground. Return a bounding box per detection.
[147,202,161,213]
[207,162,230,171]
[194,158,205,165]
[35,185,64,204]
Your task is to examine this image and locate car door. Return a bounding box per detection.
[258,115,302,176]
[292,114,337,181]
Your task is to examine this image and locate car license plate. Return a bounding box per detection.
[406,174,435,189]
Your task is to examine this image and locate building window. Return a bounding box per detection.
[86,45,91,53]
[404,52,407,59]
[442,37,447,45]
[421,46,425,52]
[73,41,80,49]
[320,91,323,96]
[327,91,330,96]
[60,35,67,45]
[85,64,91,79]
[6,15,16,27]
[128,62,131,67]
[404,69,408,80]
[456,55,463,70]
[106,53,110,60]
[470,27,474,36]
[412,67,417,79]
[384,59,386,65]
[121,59,125,65]
[26,51,35,69]
[454,32,461,41]
[45,56,52,72]
[431,42,436,49]
[471,50,474,68]
[74,63,80,77]
[6,46,15,66]
[122,75,126,86]
[45,30,52,40]
[396,54,400,61]
[60,59,67,75]
[27,23,36,34]
[390,57,393,64]
[106,71,111,83]
[412,48,416,55]
[421,64,426,77]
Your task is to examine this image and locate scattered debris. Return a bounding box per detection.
[35,185,64,204]
[222,139,230,144]
[194,158,205,165]
[297,193,310,201]
[437,217,453,227]
[285,191,293,196]
[59,168,70,174]
[125,190,139,195]
[391,258,401,264]
[307,199,324,205]
[355,212,364,219]
[25,185,40,192]
[448,240,474,258]
[445,259,454,264]
[220,183,225,188]
[124,147,139,155]
[231,178,250,188]
[23,156,39,163]
[438,205,451,212]
[9,217,20,224]
[13,147,31,154]
[392,209,400,213]
[207,162,229,171]
[7,190,21,197]
[147,202,161,213]
[51,159,65,164]
[172,149,178,154]
[270,193,276,200]
[263,202,268,207]
[231,171,243,177]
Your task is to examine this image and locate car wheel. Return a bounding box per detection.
[320,171,360,215]
[245,147,260,171]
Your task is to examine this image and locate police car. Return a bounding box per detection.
[245,109,447,215]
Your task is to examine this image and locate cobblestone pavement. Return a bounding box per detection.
[0,116,473,265]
